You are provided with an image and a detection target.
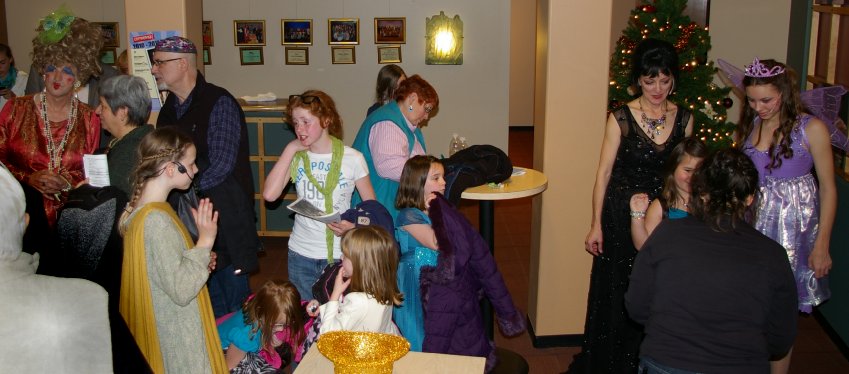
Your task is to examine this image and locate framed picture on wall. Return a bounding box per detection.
[234,20,266,46]
[93,22,120,47]
[377,45,401,64]
[331,46,355,64]
[282,19,313,45]
[328,18,359,45]
[239,47,264,65]
[99,48,117,65]
[374,17,405,44]
[203,47,212,65]
[202,21,214,46]
[285,47,309,65]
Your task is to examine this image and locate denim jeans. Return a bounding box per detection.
[288,249,332,301]
[638,356,702,374]
[208,264,251,318]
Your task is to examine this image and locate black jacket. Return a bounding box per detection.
[625,216,798,373]
[157,72,259,273]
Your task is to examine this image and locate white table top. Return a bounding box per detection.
[461,167,548,201]
[295,346,486,373]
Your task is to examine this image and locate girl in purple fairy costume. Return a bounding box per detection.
[735,58,836,374]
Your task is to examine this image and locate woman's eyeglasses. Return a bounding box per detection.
[289,94,321,104]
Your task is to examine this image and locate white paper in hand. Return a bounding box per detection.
[83,154,111,187]
[286,197,341,223]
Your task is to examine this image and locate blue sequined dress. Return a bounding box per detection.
[742,114,830,313]
[393,208,439,351]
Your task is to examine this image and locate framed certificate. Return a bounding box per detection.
[377,46,401,64]
[285,47,309,65]
[331,46,356,64]
[239,47,264,65]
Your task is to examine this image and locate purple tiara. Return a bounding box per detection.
[744,57,785,78]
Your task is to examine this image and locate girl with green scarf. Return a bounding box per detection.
[0,44,27,110]
[263,90,376,301]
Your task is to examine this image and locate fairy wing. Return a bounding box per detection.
[717,58,849,151]
[803,85,849,151]
[716,58,745,91]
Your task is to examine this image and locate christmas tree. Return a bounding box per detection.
[608,0,735,148]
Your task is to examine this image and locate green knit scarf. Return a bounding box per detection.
[290,136,344,263]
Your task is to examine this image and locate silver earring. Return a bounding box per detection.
[408,105,413,111]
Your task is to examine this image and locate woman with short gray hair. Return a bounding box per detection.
[96,75,153,196]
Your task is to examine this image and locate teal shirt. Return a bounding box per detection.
[217,309,262,353]
[351,101,426,220]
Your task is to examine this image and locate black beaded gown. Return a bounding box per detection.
[568,105,690,374]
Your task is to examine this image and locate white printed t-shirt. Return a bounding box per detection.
[288,146,369,259]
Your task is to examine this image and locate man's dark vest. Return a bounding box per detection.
[157,72,259,272]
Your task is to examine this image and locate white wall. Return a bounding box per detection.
[202,0,510,154]
[6,0,126,72]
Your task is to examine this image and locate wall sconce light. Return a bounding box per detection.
[426,11,463,65]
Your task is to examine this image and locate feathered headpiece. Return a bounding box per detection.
[37,5,76,44]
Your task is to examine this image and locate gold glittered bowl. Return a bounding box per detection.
[317,331,411,374]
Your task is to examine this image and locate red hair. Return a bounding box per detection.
[394,74,439,111]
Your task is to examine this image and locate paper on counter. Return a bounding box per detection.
[83,154,111,187]
[240,92,277,102]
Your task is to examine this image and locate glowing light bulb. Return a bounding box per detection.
[434,29,456,56]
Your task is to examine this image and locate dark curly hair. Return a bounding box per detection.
[689,148,759,231]
[734,59,805,171]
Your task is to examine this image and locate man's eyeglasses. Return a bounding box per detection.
[289,94,321,104]
[152,58,182,66]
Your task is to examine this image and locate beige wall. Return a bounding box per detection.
[708,0,791,124]
[201,0,510,154]
[529,0,612,335]
[509,0,535,127]
[610,0,635,56]
[6,0,126,72]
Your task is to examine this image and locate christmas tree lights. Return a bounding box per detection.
[608,0,735,148]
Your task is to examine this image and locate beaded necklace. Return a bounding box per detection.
[40,92,79,172]
[639,98,666,140]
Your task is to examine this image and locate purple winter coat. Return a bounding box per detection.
[420,194,525,371]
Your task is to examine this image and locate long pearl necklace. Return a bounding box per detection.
[40,92,79,172]
[639,98,667,140]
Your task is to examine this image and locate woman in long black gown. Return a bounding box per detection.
[570,38,693,373]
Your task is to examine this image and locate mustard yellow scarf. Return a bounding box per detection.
[119,202,227,373]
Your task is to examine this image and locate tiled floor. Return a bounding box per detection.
[249,127,849,373]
